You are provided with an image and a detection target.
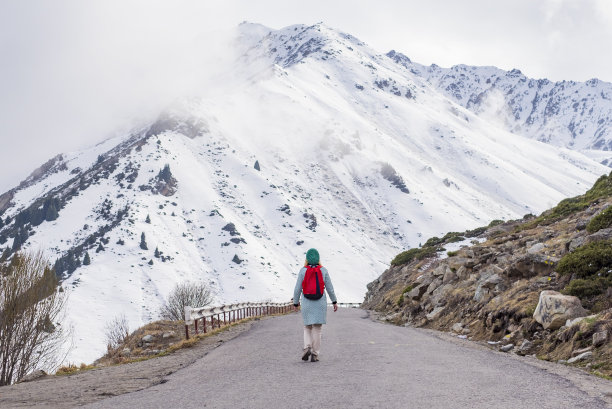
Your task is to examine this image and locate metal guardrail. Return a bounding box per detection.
[332,303,361,308]
[184,301,293,339]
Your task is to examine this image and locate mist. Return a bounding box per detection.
[1,0,611,193]
[0,1,242,193]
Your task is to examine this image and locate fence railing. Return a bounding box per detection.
[184,301,293,339]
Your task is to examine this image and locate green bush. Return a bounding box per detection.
[488,219,504,227]
[447,250,459,257]
[527,172,612,227]
[402,285,414,294]
[391,246,439,266]
[562,277,611,298]
[556,240,612,278]
[424,236,444,247]
[464,226,487,238]
[587,207,612,233]
[397,294,404,306]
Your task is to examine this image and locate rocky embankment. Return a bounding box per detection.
[363,173,612,380]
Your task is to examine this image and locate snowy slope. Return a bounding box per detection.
[386,50,612,163]
[0,22,608,365]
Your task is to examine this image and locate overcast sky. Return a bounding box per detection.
[1,0,610,193]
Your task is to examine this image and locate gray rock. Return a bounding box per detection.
[18,370,47,383]
[500,344,514,352]
[527,243,546,254]
[533,290,587,330]
[461,327,471,335]
[593,331,609,347]
[451,323,464,333]
[162,331,176,339]
[443,268,458,284]
[142,334,155,343]
[571,346,593,357]
[407,284,428,301]
[507,253,556,278]
[456,266,469,280]
[568,236,586,252]
[426,306,445,321]
[121,348,131,356]
[519,339,533,353]
[473,273,503,302]
[432,264,448,276]
[448,257,474,270]
[426,278,443,295]
[567,351,593,364]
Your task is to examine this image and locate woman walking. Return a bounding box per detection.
[293,248,337,362]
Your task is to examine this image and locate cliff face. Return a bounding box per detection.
[363,173,612,379]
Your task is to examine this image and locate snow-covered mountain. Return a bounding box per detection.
[387,50,612,164]
[0,22,608,364]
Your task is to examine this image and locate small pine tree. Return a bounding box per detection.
[158,164,173,183]
[97,154,104,164]
[148,259,154,265]
[45,201,59,222]
[145,214,151,224]
[140,232,148,250]
[154,247,160,258]
[96,243,104,253]
[83,252,91,265]
[254,160,260,171]
[0,216,4,228]
[117,238,125,245]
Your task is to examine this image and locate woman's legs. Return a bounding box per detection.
[303,325,313,351]
[311,324,322,356]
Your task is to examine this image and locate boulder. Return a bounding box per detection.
[162,331,176,339]
[426,278,443,295]
[567,236,585,252]
[432,264,448,276]
[500,344,514,352]
[407,284,428,301]
[507,254,556,278]
[447,257,474,270]
[567,351,592,364]
[518,339,533,354]
[527,243,546,254]
[456,266,469,280]
[142,334,155,343]
[451,323,464,333]
[533,291,587,330]
[17,370,47,383]
[593,331,609,347]
[443,268,458,284]
[426,306,445,321]
[121,348,131,356]
[473,273,503,302]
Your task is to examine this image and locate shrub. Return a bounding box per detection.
[562,277,611,298]
[160,281,213,321]
[402,285,414,294]
[104,315,130,351]
[424,236,444,247]
[488,219,504,227]
[391,246,438,266]
[465,226,487,238]
[447,250,459,257]
[0,251,67,385]
[587,207,612,233]
[557,240,612,278]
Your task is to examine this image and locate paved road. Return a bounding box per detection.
[85,308,611,409]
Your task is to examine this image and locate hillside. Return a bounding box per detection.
[0,22,609,365]
[363,172,612,379]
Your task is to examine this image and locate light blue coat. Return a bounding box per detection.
[293,266,337,325]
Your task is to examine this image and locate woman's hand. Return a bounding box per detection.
[333,304,338,312]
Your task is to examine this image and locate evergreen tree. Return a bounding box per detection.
[254,160,260,171]
[11,234,21,252]
[148,259,154,265]
[157,164,173,183]
[83,252,91,265]
[140,232,148,250]
[45,201,59,222]
[0,216,4,228]
[96,242,104,253]
[154,247,160,258]
[117,238,125,245]
[145,214,151,224]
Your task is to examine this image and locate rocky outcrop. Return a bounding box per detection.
[533,291,587,330]
[363,176,612,379]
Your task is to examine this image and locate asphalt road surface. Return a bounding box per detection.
[84,308,611,409]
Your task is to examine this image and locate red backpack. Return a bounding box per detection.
[302,265,325,300]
